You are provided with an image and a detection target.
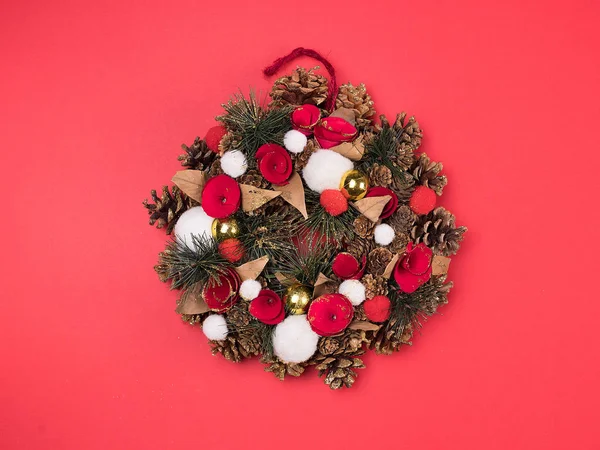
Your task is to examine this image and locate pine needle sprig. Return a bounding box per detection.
[276,240,337,287]
[385,276,453,337]
[157,234,231,290]
[217,91,293,159]
[303,190,358,246]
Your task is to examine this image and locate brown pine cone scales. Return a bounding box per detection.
[367,247,393,276]
[388,205,416,233]
[411,153,447,195]
[389,232,410,254]
[346,238,374,260]
[354,215,376,238]
[291,138,318,171]
[262,355,306,381]
[392,111,423,153]
[369,163,393,187]
[178,137,217,170]
[210,336,245,362]
[411,207,467,256]
[238,169,268,188]
[361,274,389,299]
[316,354,366,389]
[269,66,328,108]
[143,185,194,234]
[370,321,414,355]
[335,82,376,128]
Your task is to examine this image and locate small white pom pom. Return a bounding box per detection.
[283,130,307,154]
[302,150,354,193]
[239,279,262,301]
[338,279,366,306]
[174,206,214,249]
[220,150,248,178]
[202,314,228,341]
[272,315,319,363]
[374,223,396,246]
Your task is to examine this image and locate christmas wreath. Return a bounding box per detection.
[143,48,467,389]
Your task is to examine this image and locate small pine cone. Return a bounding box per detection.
[143,185,195,234]
[218,132,240,154]
[392,111,423,153]
[361,274,389,299]
[207,159,224,178]
[318,336,341,356]
[369,163,393,187]
[411,153,447,195]
[388,205,416,233]
[378,114,416,172]
[262,355,306,381]
[354,215,376,239]
[154,249,172,282]
[353,304,368,321]
[389,232,410,254]
[390,175,416,203]
[236,331,262,358]
[370,321,414,355]
[346,238,373,260]
[180,312,209,325]
[178,137,217,170]
[411,207,467,256]
[313,352,366,390]
[367,247,394,276]
[226,303,253,329]
[335,82,376,128]
[269,66,329,108]
[292,138,317,171]
[210,336,244,362]
[238,169,268,188]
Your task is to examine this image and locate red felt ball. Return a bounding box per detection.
[363,295,391,323]
[409,186,437,215]
[218,238,245,263]
[320,189,348,216]
[204,125,228,153]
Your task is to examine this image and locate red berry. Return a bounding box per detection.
[410,186,437,215]
[218,238,245,263]
[320,189,348,216]
[204,125,227,153]
[363,295,391,323]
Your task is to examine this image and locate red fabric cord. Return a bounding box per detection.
[263,47,338,111]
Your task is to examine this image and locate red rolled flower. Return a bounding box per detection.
[291,105,321,136]
[314,116,357,149]
[202,268,241,312]
[249,289,285,325]
[365,187,398,219]
[307,293,354,336]
[332,252,367,280]
[255,144,293,185]
[393,243,433,293]
[201,174,241,219]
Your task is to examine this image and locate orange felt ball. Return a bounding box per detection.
[410,186,437,215]
[320,189,348,216]
[218,238,245,263]
[204,125,228,153]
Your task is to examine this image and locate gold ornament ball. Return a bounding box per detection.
[211,217,240,242]
[284,284,313,315]
[340,169,369,200]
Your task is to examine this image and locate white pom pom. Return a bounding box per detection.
[239,279,262,301]
[220,150,247,178]
[338,279,366,306]
[302,150,354,193]
[202,314,228,341]
[174,206,214,249]
[283,130,307,154]
[374,223,396,246]
[272,315,319,363]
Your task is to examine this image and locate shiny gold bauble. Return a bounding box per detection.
[284,284,313,315]
[340,169,369,200]
[211,217,241,242]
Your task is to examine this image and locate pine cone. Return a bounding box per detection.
[178,137,217,170]
[236,331,262,358]
[218,132,240,154]
[369,163,393,187]
[207,159,224,178]
[154,248,172,282]
[377,114,416,171]
[390,175,415,203]
[238,169,268,188]
[389,232,410,254]
[226,303,253,329]
[370,320,414,355]
[388,205,416,233]
[261,355,306,381]
[411,207,467,256]
[346,237,373,260]
[411,153,447,195]
[361,274,389,299]
[335,82,376,128]
[292,138,317,171]
[353,215,375,239]
[143,185,194,234]
[367,247,393,276]
[392,111,423,153]
[353,304,368,321]
[210,336,245,362]
[180,312,209,325]
[269,66,328,108]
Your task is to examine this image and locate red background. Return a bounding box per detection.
[2,1,599,449]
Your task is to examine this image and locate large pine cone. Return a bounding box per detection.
[269,66,328,108]
[361,274,389,299]
[392,111,423,154]
[178,137,217,170]
[411,207,467,256]
[346,237,374,260]
[369,163,393,187]
[143,185,194,234]
[335,82,376,128]
[411,153,447,195]
[210,336,245,362]
[315,354,366,390]
[367,247,394,276]
[388,205,416,233]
